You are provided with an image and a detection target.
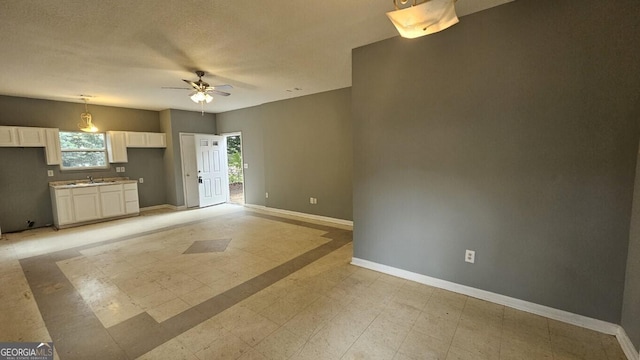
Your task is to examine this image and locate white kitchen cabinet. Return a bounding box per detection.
[106,131,128,163]
[99,184,125,218]
[50,180,139,229]
[0,126,18,146]
[17,127,46,147]
[44,128,61,165]
[125,132,166,148]
[0,126,46,147]
[125,132,147,147]
[50,188,74,226]
[146,132,166,148]
[72,187,101,223]
[1,126,60,164]
[124,183,139,214]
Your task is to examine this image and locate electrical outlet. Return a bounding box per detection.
[244,163,249,169]
[121,166,125,172]
[465,250,476,264]
[47,170,54,177]
[310,197,314,204]
[139,178,144,184]
[265,192,269,198]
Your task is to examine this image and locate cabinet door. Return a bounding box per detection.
[146,133,166,148]
[125,132,147,147]
[124,183,139,214]
[44,128,61,165]
[100,185,125,218]
[56,195,75,225]
[17,127,46,147]
[0,126,19,146]
[72,188,101,222]
[106,131,128,163]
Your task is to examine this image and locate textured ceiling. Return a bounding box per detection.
[0,0,513,114]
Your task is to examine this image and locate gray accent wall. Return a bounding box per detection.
[217,88,352,220]
[160,109,216,207]
[352,0,640,325]
[0,96,166,232]
[623,155,640,351]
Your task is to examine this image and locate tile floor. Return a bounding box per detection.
[0,204,629,360]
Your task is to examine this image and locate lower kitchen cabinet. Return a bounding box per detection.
[50,181,139,229]
[100,184,126,218]
[124,183,139,214]
[72,187,101,223]
[50,189,74,226]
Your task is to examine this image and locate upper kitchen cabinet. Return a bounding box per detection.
[125,132,166,148]
[0,126,46,147]
[0,126,18,146]
[17,127,46,146]
[106,131,166,163]
[106,131,128,163]
[44,128,61,165]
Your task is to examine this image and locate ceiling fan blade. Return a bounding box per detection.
[212,84,233,91]
[183,79,200,89]
[210,90,231,97]
[162,86,191,90]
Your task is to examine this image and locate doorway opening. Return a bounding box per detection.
[225,133,244,205]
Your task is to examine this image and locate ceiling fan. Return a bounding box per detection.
[164,70,232,113]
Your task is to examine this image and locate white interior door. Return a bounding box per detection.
[180,134,200,208]
[194,134,228,207]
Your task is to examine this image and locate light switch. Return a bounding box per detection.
[244,163,249,169]
[47,170,54,177]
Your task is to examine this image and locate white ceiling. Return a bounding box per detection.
[0,0,512,114]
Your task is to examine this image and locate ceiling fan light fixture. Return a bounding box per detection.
[387,0,459,38]
[190,92,205,103]
[190,91,214,104]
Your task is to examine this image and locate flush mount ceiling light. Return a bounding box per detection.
[78,97,98,132]
[387,0,459,38]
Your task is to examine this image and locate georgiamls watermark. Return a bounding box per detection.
[0,342,53,360]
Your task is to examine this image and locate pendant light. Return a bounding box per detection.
[78,97,98,132]
[387,0,459,38]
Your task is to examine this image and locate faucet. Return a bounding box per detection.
[87,175,94,183]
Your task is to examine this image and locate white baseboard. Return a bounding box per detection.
[617,328,639,360]
[244,204,353,227]
[351,257,639,360]
[140,204,187,212]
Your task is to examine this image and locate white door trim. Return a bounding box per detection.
[179,133,198,208]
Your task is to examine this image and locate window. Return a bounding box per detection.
[59,131,108,170]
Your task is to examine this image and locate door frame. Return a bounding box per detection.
[179,133,199,208]
[221,131,245,204]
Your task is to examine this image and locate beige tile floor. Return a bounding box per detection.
[0,205,629,360]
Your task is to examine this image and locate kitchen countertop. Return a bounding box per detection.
[49,177,137,189]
